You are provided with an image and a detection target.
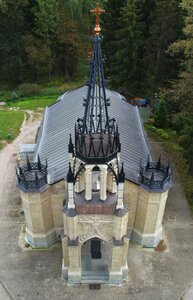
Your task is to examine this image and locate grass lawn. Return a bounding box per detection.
[0,80,83,151]
[5,95,59,110]
[0,110,24,150]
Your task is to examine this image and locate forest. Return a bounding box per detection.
[0,0,193,194]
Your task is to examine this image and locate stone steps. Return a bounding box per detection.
[81,272,109,283]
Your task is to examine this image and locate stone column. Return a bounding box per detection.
[111,161,118,193]
[116,181,124,209]
[67,181,75,209]
[68,244,81,284]
[109,244,124,284]
[61,236,69,280]
[121,236,129,280]
[66,215,78,240]
[74,163,80,193]
[100,165,108,201]
[107,169,117,193]
[85,165,92,200]
[113,213,128,241]
[79,172,85,192]
[132,188,169,247]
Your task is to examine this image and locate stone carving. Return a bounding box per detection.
[78,214,114,243]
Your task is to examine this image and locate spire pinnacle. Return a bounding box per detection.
[90,3,105,35]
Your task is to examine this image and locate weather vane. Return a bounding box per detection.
[90,3,105,35]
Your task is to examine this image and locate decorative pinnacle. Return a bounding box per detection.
[146,154,150,170]
[68,134,74,154]
[26,154,31,170]
[118,163,125,183]
[156,154,162,170]
[90,3,105,35]
[37,154,41,170]
[67,163,74,183]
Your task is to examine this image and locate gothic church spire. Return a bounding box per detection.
[75,4,121,163]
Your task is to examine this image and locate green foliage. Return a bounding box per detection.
[102,0,127,77]
[103,0,144,93]
[148,118,155,125]
[11,91,18,99]
[172,112,187,131]
[154,99,169,128]
[167,0,193,113]
[165,141,193,202]
[179,115,193,171]
[152,128,169,140]
[146,123,193,207]
[0,110,24,140]
[0,0,32,83]
[173,144,183,151]
[18,83,42,97]
[5,95,57,110]
[0,0,185,94]
[144,0,181,91]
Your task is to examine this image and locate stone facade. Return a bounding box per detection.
[18,166,171,283]
[20,180,65,247]
[62,213,129,284]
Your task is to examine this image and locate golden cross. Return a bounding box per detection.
[90,3,105,35]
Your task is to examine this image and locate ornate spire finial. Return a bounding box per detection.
[90,3,105,35]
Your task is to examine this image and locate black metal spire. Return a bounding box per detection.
[82,34,110,134]
[74,5,121,163]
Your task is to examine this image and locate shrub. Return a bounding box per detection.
[173,144,183,151]
[148,118,155,125]
[171,130,177,136]
[156,128,165,136]
[59,83,71,92]
[11,91,18,99]
[160,132,169,140]
[154,99,169,128]
[18,83,42,97]
[172,113,186,132]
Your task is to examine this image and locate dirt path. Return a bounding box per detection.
[0,111,41,194]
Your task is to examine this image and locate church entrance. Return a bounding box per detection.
[81,238,110,282]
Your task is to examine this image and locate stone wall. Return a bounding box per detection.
[20,180,66,247]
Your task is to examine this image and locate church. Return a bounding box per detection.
[16,5,172,285]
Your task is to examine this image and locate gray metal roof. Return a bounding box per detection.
[34,86,150,185]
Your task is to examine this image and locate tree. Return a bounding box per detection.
[32,0,58,80]
[102,0,127,79]
[180,115,193,171]
[144,0,181,92]
[22,34,53,82]
[108,0,144,93]
[167,0,193,113]
[154,99,169,128]
[56,9,81,78]
[0,0,32,83]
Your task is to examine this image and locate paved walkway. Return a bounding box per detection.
[0,115,193,299]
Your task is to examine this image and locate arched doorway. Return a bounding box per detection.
[81,237,110,282]
[92,166,101,191]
